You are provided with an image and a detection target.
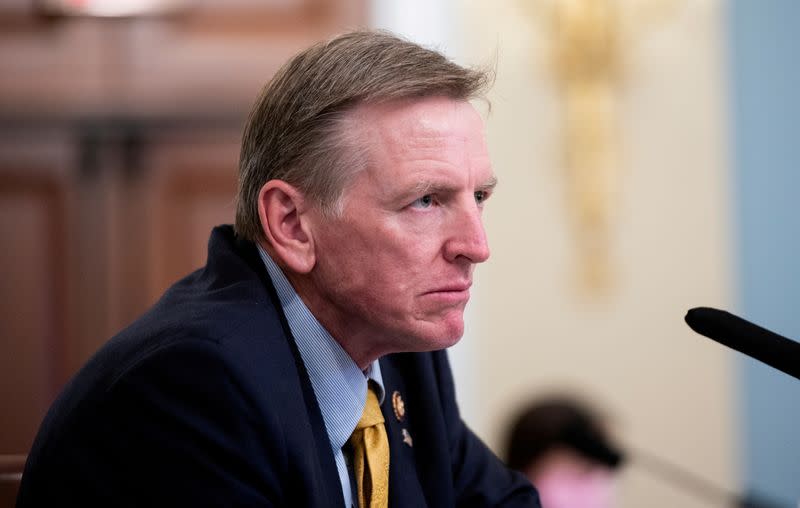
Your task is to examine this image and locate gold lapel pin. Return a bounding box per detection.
[392,390,405,422]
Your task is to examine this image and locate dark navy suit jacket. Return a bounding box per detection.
[17,225,540,507]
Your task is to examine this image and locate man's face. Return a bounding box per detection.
[302,96,495,362]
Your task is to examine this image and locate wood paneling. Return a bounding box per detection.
[0,0,367,464]
[155,167,237,295]
[0,174,67,454]
[0,0,368,117]
[0,454,26,508]
[140,129,240,307]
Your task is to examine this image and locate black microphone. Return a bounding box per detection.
[683,307,799,508]
[685,307,800,381]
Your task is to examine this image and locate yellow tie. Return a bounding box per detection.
[349,383,389,508]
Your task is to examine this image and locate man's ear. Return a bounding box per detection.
[257,180,316,274]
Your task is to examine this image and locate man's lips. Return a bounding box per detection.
[423,281,472,295]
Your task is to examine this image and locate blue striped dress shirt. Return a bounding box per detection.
[257,245,385,508]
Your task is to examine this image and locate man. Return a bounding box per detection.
[17,31,540,507]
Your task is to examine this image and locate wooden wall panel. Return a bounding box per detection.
[0,174,66,454]
[0,0,368,117]
[145,131,240,302]
[0,454,26,508]
[156,169,237,292]
[0,0,367,465]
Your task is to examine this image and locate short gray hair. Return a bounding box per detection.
[235,30,493,242]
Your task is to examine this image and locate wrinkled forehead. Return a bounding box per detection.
[349,96,489,157]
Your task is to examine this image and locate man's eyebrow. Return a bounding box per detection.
[406,175,498,199]
[479,176,498,192]
[410,180,454,196]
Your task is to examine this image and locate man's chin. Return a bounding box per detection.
[410,318,465,352]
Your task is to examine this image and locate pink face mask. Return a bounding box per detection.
[532,462,617,508]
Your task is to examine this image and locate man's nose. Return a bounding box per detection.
[443,205,490,264]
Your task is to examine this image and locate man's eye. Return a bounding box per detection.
[411,194,434,209]
[474,190,488,204]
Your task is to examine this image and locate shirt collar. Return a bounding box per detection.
[257,244,384,452]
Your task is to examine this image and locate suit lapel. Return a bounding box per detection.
[379,356,430,507]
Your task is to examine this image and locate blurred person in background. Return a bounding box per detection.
[16,30,540,507]
[504,396,625,508]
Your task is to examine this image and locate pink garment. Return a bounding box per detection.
[534,464,617,508]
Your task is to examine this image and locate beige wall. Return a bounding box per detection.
[450,1,737,506]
